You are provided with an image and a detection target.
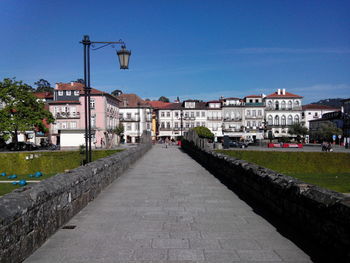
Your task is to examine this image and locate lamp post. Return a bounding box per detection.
[81,35,131,163]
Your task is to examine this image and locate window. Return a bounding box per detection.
[90,99,95,109]
[191,112,194,117]
[127,113,131,119]
[175,122,179,128]
[58,91,63,96]
[246,110,250,116]
[287,115,293,125]
[247,121,250,127]
[196,122,200,127]
[161,112,165,117]
[175,112,179,117]
[288,101,292,110]
[160,122,165,128]
[127,124,131,131]
[294,115,300,123]
[201,122,206,127]
[190,122,194,128]
[74,90,80,96]
[252,110,256,117]
[91,115,96,128]
[66,90,71,96]
[268,115,273,125]
[281,101,286,109]
[70,122,77,129]
[249,99,253,103]
[201,112,205,117]
[252,121,256,127]
[166,112,170,117]
[61,122,67,129]
[281,115,286,125]
[166,122,171,128]
[275,101,279,110]
[119,113,123,119]
[274,115,279,125]
[196,112,200,117]
[258,110,262,116]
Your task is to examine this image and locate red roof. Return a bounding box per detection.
[266,91,303,98]
[147,101,171,109]
[34,92,53,99]
[117,94,149,107]
[302,104,339,111]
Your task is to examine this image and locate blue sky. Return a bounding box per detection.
[0,0,349,103]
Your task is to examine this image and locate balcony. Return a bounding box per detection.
[207,117,223,121]
[223,117,242,122]
[159,127,173,131]
[120,117,140,122]
[265,107,302,111]
[183,116,196,120]
[55,112,80,119]
[245,102,264,107]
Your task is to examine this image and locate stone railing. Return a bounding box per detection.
[182,132,350,261]
[0,141,152,263]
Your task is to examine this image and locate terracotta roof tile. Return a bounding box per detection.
[266,91,303,98]
[117,94,149,107]
[147,101,171,109]
[302,104,339,110]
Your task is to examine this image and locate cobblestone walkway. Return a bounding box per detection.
[25,144,312,262]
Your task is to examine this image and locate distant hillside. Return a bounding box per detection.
[310,98,343,108]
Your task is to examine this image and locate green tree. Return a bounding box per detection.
[158,96,170,103]
[114,123,125,145]
[310,122,342,142]
[34,78,54,92]
[0,78,54,145]
[288,123,308,142]
[111,89,123,96]
[192,126,214,140]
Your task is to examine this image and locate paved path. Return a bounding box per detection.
[25,145,312,263]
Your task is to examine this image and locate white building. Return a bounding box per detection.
[242,95,265,141]
[302,104,339,129]
[117,94,152,143]
[265,89,303,138]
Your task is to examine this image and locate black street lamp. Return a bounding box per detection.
[80,35,131,163]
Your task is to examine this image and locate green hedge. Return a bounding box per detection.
[0,150,122,175]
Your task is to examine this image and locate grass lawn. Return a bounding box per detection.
[216,150,350,193]
[0,149,123,196]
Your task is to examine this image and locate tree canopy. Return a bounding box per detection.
[34,78,54,92]
[158,96,170,103]
[288,123,308,142]
[0,78,54,142]
[111,89,123,96]
[310,122,343,142]
[192,126,214,140]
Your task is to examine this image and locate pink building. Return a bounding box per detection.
[49,82,120,148]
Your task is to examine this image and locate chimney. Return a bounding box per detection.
[71,82,75,86]
[282,89,286,95]
[277,89,281,95]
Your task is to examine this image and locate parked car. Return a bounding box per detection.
[6,142,39,151]
[229,141,249,149]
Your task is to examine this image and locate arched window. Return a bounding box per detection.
[294,100,300,107]
[268,100,272,107]
[275,101,279,110]
[274,115,280,125]
[281,115,286,125]
[281,101,286,110]
[287,115,293,125]
[288,101,292,110]
[268,115,273,125]
[294,115,300,123]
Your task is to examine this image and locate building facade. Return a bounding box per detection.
[117,94,152,143]
[49,82,120,148]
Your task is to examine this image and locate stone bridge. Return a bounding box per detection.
[23,144,311,263]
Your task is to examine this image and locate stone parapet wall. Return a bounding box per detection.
[0,143,151,263]
[181,138,350,261]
